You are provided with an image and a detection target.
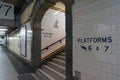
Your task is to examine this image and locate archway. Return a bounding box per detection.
[31,0,74,80]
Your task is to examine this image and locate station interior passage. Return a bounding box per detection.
[1,0,120,80]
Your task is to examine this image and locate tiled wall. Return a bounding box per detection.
[41,9,65,58]
[8,22,32,61]
[8,31,20,56]
[20,1,35,24]
[73,0,120,80]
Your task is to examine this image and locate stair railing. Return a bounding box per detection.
[41,37,65,51]
[41,37,66,64]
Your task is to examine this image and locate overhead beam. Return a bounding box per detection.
[0,19,19,27]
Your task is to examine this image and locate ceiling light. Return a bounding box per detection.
[27,31,32,33]
[0,29,7,31]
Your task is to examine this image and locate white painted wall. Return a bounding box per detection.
[8,22,32,61]
[73,0,120,80]
[41,9,65,58]
[8,31,20,55]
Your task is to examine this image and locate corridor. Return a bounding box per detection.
[0,45,34,80]
[1,0,120,80]
[0,46,18,80]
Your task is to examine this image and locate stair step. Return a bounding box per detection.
[57,55,65,61]
[52,58,65,67]
[42,65,65,80]
[30,73,40,80]
[48,62,65,75]
[36,69,55,80]
[60,53,65,56]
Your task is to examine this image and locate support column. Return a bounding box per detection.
[30,1,54,71]
[66,0,74,80]
[30,26,41,71]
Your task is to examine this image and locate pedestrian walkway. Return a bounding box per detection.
[0,45,33,80]
[0,46,18,80]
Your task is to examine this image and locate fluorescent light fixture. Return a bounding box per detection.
[0,29,7,31]
[27,31,32,33]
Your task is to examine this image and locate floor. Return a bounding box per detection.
[0,46,18,80]
[0,45,33,80]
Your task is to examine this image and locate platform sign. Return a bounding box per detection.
[0,1,14,20]
[77,36,112,53]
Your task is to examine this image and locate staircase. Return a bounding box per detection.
[31,52,66,80]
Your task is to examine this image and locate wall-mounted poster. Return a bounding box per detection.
[20,25,27,57]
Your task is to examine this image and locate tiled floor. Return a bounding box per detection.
[0,46,18,80]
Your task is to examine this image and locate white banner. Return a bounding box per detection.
[0,1,14,20]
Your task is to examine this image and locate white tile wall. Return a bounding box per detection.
[41,9,65,49]
[73,0,120,80]
[8,33,20,55]
[8,22,32,61]
[41,9,65,58]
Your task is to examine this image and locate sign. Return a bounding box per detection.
[78,36,112,43]
[78,36,112,52]
[0,1,14,20]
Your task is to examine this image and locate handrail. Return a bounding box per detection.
[41,45,65,64]
[41,37,65,51]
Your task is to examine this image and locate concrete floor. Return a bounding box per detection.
[0,46,18,80]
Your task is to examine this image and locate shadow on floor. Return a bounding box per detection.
[17,73,36,80]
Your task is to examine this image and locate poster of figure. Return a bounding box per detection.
[20,25,27,57]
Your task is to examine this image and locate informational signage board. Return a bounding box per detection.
[0,1,14,20]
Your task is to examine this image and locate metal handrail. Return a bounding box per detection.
[41,37,65,51]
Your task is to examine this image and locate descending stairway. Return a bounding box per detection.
[31,52,66,80]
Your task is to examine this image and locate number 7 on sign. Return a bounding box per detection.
[104,46,109,52]
[4,5,12,16]
[0,3,12,16]
[0,3,3,9]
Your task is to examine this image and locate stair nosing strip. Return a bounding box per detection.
[62,53,65,54]
[53,58,65,63]
[48,62,65,69]
[44,65,65,78]
[57,55,65,58]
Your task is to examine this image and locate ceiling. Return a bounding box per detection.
[0,0,65,36]
[53,2,65,11]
